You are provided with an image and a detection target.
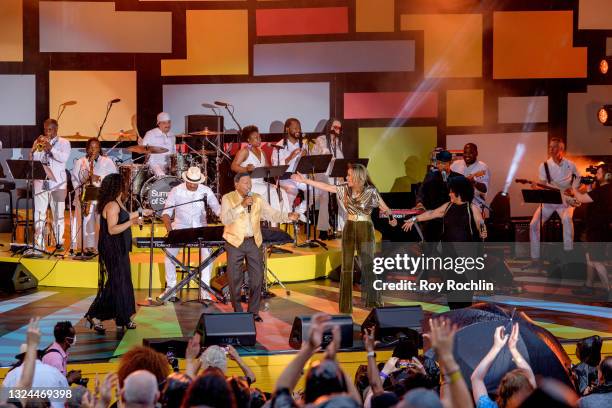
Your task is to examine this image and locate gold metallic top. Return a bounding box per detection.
[336,183,381,217]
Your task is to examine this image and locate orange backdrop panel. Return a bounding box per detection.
[493,11,587,79]
[162,10,248,76]
[0,0,23,61]
[256,7,348,36]
[356,0,394,32]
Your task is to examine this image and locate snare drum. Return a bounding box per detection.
[140,176,182,211]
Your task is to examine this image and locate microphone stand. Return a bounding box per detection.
[137,196,209,307]
[96,102,115,139]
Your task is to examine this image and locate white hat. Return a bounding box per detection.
[182,166,206,184]
[156,112,171,123]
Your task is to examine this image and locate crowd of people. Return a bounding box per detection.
[1,315,610,408]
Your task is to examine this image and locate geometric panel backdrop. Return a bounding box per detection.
[447,132,549,217]
[578,0,612,30]
[39,1,172,53]
[567,85,612,156]
[163,82,330,134]
[446,89,484,126]
[400,14,482,78]
[161,10,248,76]
[49,71,137,141]
[493,11,587,79]
[607,37,612,56]
[253,40,415,76]
[0,0,23,61]
[344,92,438,120]
[0,75,36,125]
[498,96,548,124]
[359,127,437,193]
[356,0,394,32]
[256,7,348,36]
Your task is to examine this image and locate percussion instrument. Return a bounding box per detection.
[140,175,182,212]
[189,129,224,137]
[127,145,169,154]
[119,163,149,205]
[169,154,192,177]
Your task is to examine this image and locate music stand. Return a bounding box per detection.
[165,226,218,304]
[6,159,55,257]
[329,159,370,236]
[295,154,333,248]
[73,185,99,260]
[521,189,562,259]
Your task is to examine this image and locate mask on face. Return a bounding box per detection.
[67,335,76,346]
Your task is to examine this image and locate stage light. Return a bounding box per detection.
[600,58,609,75]
[598,105,612,126]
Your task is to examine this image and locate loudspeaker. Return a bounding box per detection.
[0,262,38,292]
[184,115,224,150]
[328,256,361,283]
[482,247,515,288]
[195,313,256,346]
[289,315,354,350]
[361,306,423,343]
[143,337,189,358]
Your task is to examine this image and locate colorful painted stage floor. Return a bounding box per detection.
[0,276,610,367]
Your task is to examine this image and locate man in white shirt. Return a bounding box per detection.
[271,118,307,213]
[450,143,491,212]
[70,138,117,254]
[160,166,221,302]
[529,138,580,262]
[141,112,175,177]
[30,119,71,253]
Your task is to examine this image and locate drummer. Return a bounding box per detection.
[231,125,291,219]
[141,112,176,177]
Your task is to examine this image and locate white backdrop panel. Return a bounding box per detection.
[0,75,35,125]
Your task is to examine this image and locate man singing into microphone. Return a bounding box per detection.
[141,112,175,177]
[160,166,221,302]
[221,173,299,322]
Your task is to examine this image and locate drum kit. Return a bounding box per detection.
[118,128,226,211]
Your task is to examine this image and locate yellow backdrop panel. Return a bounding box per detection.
[356,0,395,32]
[0,0,23,61]
[162,10,248,76]
[49,71,137,141]
[446,89,484,126]
[400,14,482,78]
[358,127,437,193]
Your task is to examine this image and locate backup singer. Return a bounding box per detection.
[272,118,308,213]
[85,173,152,334]
[292,164,396,313]
[312,118,346,240]
[160,166,221,302]
[403,176,487,309]
[70,138,117,255]
[529,138,580,265]
[569,163,611,296]
[450,143,490,212]
[141,112,176,177]
[30,119,71,253]
[221,173,299,321]
[231,125,290,216]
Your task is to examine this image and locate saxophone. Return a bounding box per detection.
[82,158,95,216]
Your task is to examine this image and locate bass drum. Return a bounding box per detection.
[140,176,182,212]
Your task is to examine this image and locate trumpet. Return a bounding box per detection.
[33,135,49,152]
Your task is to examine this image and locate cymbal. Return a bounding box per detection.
[175,133,192,139]
[61,133,91,140]
[127,145,169,154]
[189,129,223,137]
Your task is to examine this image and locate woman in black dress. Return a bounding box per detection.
[85,173,152,333]
[403,176,487,309]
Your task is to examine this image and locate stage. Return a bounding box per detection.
[1,224,611,391]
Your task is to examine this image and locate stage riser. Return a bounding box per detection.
[1,249,340,289]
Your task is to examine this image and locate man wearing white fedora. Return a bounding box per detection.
[160,166,221,302]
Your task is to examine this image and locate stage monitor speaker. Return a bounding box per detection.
[0,261,38,292]
[195,312,256,347]
[361,306,423,343]
[289,315,353,350]
[143,337,189,358]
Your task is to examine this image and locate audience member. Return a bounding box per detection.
[181,367,236,408]
[579,356,612,408]
[117,346,170,388]
[122,370,159,408]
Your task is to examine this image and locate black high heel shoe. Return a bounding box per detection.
[85,316,106,334]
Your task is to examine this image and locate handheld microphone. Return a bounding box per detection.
[138,208,143,231]
[246,191,252,213]
[214,101,231,107]
[479,220,486,239]
[441,170,448,182]
[110,98,121,104]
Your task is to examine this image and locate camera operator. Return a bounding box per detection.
[569,163,611,296]
[42,321,86,386]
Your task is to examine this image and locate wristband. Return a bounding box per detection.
[410,216,417,223]
[379,372,389,380]
[366,351,376,358]
[442,369,462,384]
